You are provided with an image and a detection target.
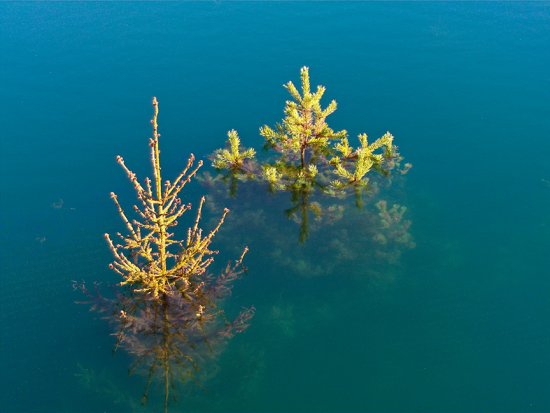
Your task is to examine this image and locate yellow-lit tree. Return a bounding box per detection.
[77,98,254,413]
[211,67,411,240]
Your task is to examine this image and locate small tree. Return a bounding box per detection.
[260,66,346,169]
[77,98,254,412]
[211,67,410,240]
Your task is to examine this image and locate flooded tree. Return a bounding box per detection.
[76,98,254,413]
[210,67,412,243]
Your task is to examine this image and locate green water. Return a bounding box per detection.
[1,2,549,412]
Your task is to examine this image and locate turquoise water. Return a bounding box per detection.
[1,2,550,412]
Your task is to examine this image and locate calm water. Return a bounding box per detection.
[1,2,550,412]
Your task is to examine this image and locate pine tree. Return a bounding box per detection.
[77,98,254,412]
[210,67,408,241]
[260,66,346,169]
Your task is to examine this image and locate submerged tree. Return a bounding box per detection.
[211,67,411,241]
[76,98,254,413]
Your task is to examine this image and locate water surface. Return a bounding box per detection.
[1,2,549,412]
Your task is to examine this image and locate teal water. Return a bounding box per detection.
[1,2,550,412]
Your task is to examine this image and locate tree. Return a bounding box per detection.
[76,98,254,413]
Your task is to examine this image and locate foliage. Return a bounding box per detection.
[209,67,411,241]
[373,200,416,253]
[212,129,256,172]
[212,67,406,192]
[76,98,254,413]
[259,66,346,170]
